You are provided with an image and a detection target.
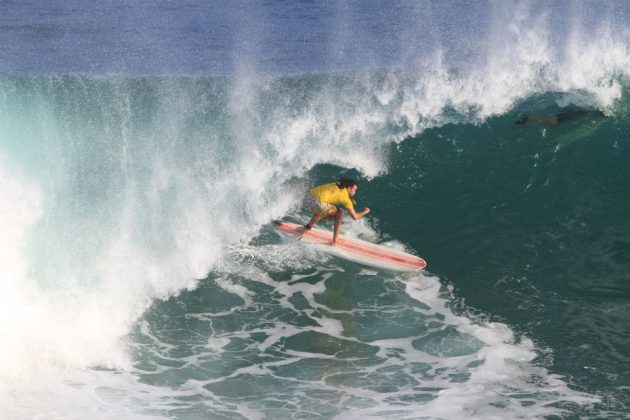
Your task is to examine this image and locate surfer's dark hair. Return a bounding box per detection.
[336,177,357,189]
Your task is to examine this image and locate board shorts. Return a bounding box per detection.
[305,193,338,218]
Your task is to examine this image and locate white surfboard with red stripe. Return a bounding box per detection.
[274,221,426,272]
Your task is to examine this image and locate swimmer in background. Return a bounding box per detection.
[515,108,606,126]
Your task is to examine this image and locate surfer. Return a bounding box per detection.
[303,178,370,245]
[515,109,606,126]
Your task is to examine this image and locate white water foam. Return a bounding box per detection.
[0,162,122,372]
[401,274,599,419]
[152,246,600,419]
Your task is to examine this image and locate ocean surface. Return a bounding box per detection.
[1,1,629,419]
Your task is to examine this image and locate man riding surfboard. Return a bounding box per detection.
[303,177,370,245]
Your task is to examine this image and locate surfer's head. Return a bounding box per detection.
[337,177,358,196]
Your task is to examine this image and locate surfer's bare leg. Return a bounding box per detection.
[331,209,343,245]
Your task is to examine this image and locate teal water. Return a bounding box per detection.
[1,58,629,420]
[384,98,630,414]
[126,93,630,418]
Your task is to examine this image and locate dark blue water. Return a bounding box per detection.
[6,0,626,75]
[1,1,629,418]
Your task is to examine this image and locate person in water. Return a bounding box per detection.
[515,109,605,126]
[303,177,370,245]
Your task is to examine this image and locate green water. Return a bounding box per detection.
[124,93,630,418]
[374,99,630,414]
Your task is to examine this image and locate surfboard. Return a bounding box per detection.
[274,221,426,272]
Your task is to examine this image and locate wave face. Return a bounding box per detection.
[1,1,629,418]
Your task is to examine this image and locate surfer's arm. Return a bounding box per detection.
[347,206,370,220]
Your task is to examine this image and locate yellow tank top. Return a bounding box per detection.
[309,182,354,209]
